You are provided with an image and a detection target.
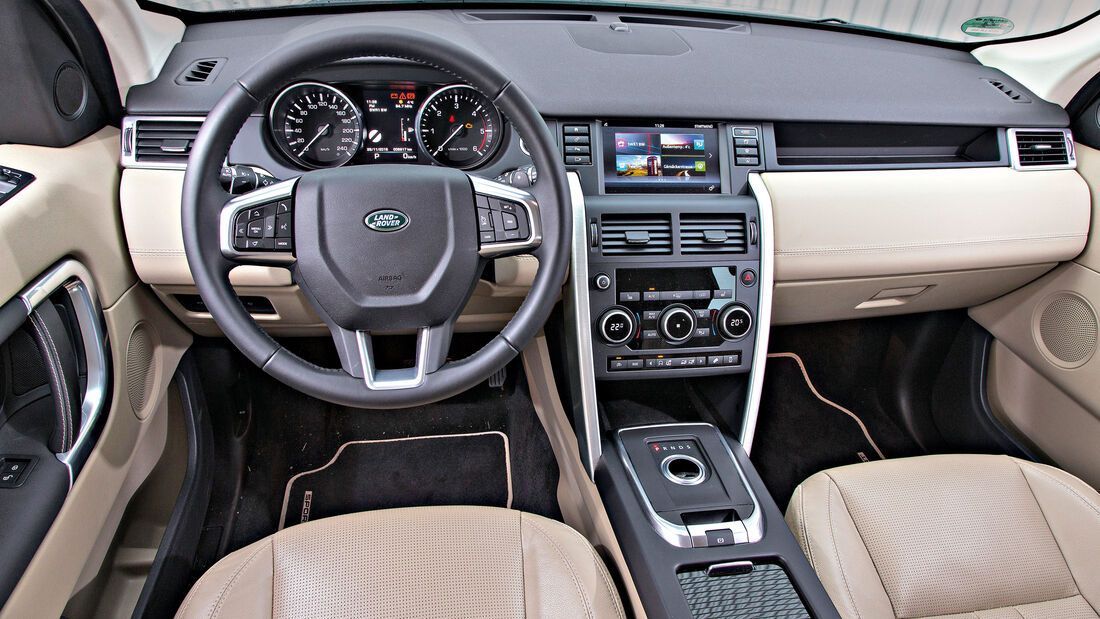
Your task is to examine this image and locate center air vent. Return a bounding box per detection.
[679,214,748,254]
[124,117,203,168]
[600,213,672,255]
[1010,129,1074,169]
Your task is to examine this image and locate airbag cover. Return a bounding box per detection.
[292,165,479,331]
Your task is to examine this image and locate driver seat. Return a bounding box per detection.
[175,505,624,618]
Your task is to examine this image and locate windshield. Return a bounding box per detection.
[146,0,1099,44]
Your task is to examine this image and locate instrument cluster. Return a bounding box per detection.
[267,81,505,170]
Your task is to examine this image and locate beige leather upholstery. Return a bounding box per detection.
[176,506,624,619]
[786,454,1100,619]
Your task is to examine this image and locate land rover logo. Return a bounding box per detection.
[364,209,409,232]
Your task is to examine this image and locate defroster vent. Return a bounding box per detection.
[680,213,748,254]
[600,213,672,255]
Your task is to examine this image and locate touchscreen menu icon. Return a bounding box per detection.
[614,132,706,177]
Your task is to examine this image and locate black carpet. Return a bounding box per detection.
[752,320,924,508]
[280,432,511,529]
[224,357,560,552]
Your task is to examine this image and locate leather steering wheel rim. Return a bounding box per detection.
[181,26,571,408]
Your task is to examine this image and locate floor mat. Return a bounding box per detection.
[279,431,512,529]
[754,354,901,508]
[224,358,560,552]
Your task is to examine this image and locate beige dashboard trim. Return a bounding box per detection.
[761,167,1089,282]
[0,129,136,308]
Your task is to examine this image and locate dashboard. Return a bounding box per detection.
[118,8,1091,340]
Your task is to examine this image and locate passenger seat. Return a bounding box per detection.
[786,454,1100,619]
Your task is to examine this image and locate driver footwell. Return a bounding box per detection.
[193,339,561,558]
[278,431,512,529]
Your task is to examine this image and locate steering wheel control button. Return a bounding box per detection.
[593,273,611,290]
[717,304,753,340]
[598,307,637,346]
[740,269,757,287]
[659,305,696,344]
[230,195,295,253]
[477,209,493,231]
[276,214,292,237]
[473,181,540,257]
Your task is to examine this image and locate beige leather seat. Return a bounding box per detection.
[176,505,624,618]
[786,454,1100,619]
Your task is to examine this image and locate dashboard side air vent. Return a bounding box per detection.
[680,213,747,254]
[1009,129,1074,170]
[601,213,672,256]
[122,117,203,169]
[983,78,1031,103]
[176,58,225,85]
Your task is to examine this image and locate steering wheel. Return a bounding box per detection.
[181,27,570,409]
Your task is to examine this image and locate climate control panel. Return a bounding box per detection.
[590,266,760,379]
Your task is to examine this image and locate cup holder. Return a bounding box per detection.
[661,454,707,486]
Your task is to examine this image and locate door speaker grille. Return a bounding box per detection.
[126,322,159,419]
[1037,293,1097,368]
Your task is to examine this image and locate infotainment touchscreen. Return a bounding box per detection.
[602,122,721,193]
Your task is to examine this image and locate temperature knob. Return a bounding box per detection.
[717,304,753,340]
[598,307,636,346]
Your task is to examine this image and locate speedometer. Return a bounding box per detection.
[269,82,363,169]
[415,84,503,169]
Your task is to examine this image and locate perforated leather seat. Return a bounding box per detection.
[176,505,624,619]
[786,454,1100,619]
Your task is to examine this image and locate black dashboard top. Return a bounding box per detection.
[126,9,1068,128]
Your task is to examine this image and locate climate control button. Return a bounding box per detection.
[659,304,696,344]
[717,304,753,340]
[598,307,637,346]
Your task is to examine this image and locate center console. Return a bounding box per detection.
[559,119,838,617]
[579,122,763,380]
[600,423,838,618]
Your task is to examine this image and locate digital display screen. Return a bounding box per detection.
[602,123,721,193]
[359,85,423,163]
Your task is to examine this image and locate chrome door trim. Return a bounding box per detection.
[17,259,111,487]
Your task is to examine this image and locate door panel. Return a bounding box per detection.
[969,143,1100,487]
[0,129,192,617]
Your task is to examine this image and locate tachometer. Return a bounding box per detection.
[415,84,503,169]
[269,82,363,169]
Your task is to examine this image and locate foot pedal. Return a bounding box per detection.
[488,366,507,389]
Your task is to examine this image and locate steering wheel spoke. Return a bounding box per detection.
[470,175,542,259]
[220,178,299,265]
[329,323,454,391]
